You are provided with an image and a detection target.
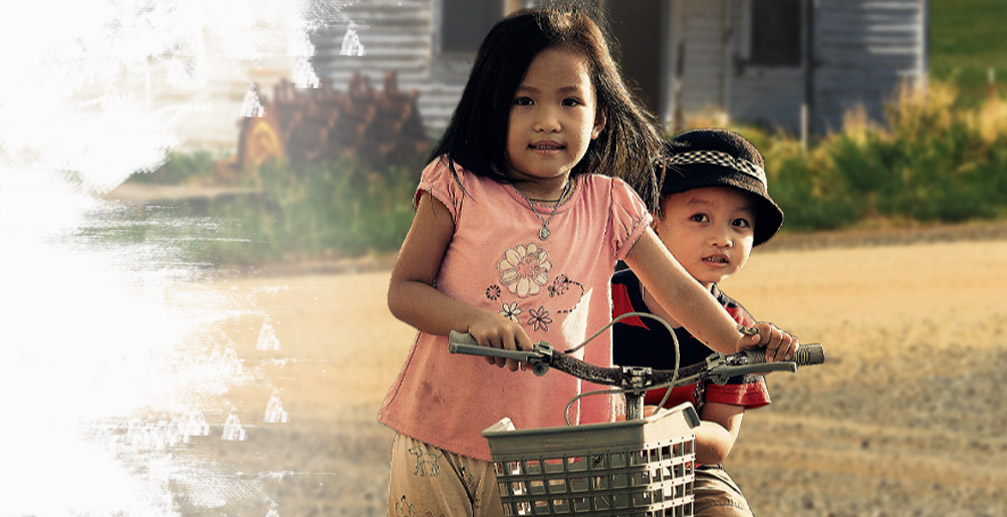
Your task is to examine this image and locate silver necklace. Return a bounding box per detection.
[513,179,572,240]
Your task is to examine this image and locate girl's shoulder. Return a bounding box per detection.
[577,174,646,211]
[577,173,635,193]
[422,155,459,180]
[418,156,512,213]
[422,156,499,188]
[420,156,472,192]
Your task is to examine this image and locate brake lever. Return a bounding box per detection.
[447,330,554,376]
[706,361,798,385]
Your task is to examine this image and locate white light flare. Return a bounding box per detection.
[0,0,348,513]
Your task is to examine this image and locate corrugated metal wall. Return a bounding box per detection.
[677,1,730,117]
[812,0,927,134]
[306,0,926,138]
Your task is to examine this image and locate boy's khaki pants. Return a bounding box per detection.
[693,464,755,516]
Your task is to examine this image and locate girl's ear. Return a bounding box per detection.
[591,109,606,140]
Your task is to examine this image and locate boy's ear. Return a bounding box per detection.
[591,110,606,139]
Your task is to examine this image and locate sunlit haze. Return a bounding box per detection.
[0,0,344,513]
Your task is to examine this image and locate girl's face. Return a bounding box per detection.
[504,46,605,197]
[658,186,756,288]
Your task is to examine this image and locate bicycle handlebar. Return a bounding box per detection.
[448,330,824,391]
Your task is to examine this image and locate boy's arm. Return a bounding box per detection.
[694,402,745,465]
[387,192,531,370]
[623,228,759,354]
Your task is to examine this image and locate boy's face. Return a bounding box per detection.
[657,186,756,288]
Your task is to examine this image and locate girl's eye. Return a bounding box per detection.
[733,218,752,229]
[562,98,582,107]
[513,97,534,106]
[689,213,709,223]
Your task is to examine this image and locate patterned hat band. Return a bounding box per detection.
[667,150,767,186]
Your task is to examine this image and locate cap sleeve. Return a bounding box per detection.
[608,177,653,260]
[414,157,465,222]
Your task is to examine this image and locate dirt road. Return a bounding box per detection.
[195,233,1006,516]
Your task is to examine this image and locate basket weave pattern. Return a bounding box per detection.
[483,407,697,516]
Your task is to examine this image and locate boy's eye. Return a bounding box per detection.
[689,213,709,223]
[732,218,752,229]
[513,97,534,106]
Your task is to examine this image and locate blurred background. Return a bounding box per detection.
[0,0,1004,515]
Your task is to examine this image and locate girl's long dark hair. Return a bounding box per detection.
[429,5,664,209]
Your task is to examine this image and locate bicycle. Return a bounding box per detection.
[448,321,824,516]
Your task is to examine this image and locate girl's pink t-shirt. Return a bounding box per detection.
[378,158,652,461]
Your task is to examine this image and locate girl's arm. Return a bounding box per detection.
[694,402,745,465]
[387,191,532,370]
[623,228,758,354]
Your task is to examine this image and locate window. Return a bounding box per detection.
[749,0,802,66]
[441,0,505,54]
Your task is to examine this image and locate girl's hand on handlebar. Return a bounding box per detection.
[466,312,534,372]
[747,321,799,362]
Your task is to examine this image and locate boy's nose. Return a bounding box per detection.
[710,226,734,248]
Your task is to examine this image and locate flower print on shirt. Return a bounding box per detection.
[527,305,553,332]
[548,273,586,314]
[497,242,551,298]
[485,284,501,301]
[548,274,569,297]
[499,301,522,322]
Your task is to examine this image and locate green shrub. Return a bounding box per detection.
[119,74,1007,266]
[744,79,1007,232]
[232,155,421,261]
[128,150,218,184]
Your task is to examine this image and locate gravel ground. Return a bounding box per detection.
[155,226,1007,516]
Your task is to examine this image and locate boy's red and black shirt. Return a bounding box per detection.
[611,269,771,413]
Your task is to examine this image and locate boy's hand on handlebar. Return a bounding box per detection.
[744,321,799,362]
[466,313,534,372]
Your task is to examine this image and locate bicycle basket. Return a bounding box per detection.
[482,402,700,516]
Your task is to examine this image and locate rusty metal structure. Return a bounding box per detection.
[234,71,429,171]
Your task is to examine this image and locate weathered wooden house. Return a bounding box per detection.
[310,0,929,138]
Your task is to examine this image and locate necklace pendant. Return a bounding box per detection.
[538,226,551,240]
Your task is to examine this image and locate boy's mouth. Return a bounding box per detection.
[703,254,729,265]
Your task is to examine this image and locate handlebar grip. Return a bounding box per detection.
[739,343,825,366]
[447,331,542,363]
[794,343,825,366]
[448,330,480,350]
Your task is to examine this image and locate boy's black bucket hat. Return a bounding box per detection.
[660,128,784,246]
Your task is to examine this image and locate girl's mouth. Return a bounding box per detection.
[529,142,564,151]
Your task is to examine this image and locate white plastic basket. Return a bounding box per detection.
[482,402,700,516]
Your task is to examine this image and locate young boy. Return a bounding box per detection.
[612,128,797,516]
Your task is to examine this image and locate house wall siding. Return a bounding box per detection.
[306,0,926,139]
[728,0,806,134]
[676,0,728,116]
[811,0,926,134]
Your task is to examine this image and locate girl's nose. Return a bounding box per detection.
[534,107,561,133]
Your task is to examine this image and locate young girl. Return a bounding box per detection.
[378,7,774,515]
